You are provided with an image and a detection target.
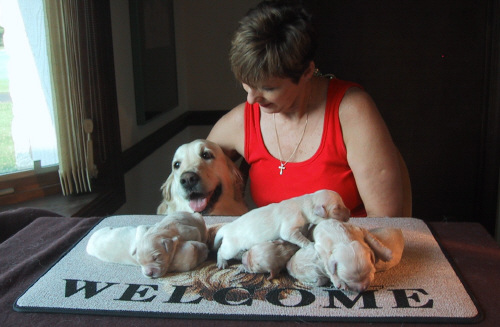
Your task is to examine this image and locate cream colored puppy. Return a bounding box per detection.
[157,139,248,216]
[86,225,149,265]
[370,227,405,272]
[240,240,299,280]
[214,190,350,269]
[286,245,330,286]
[313,219,393,293]
[135,211,209,278]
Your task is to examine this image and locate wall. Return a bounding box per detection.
[110,0,258,152]
[115,125,211,215]
[111,0,259,214]
[308,0,499,233]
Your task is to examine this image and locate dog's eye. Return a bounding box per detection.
[201,151,214,160]
[173,161,181,169]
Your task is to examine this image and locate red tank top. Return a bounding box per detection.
[244,78,366,217]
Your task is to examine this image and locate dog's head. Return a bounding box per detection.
[326,227,393,293]
[135,226,181,278]
[158,139,244,214]
[313,190,351,222]
[328,241,376,293]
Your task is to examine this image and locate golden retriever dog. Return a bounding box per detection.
[135,211,209,278]
[214,190,350,269]
[312,219,393,293]
[157,139,248,216]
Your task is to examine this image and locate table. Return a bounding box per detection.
[0,211,499,326]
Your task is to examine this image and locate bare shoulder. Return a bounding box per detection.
[207,102,246,159]
[338,87,392,148]
[339,88,381,124]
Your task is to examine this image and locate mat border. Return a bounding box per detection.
[13,216,484,323]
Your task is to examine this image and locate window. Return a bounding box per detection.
[0,1,58,174]
[0,0,125,215]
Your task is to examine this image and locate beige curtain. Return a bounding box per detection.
[44,0,98,195]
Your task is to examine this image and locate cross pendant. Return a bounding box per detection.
[278,163,286,175]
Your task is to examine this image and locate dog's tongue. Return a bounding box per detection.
[189,197,209,212]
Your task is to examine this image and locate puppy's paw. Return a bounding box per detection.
[236,264,248,274]
[217,257,228,269]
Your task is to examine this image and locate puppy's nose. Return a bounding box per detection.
[180,172,200,189]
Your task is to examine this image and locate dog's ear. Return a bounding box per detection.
[163,236,180,253]
[313,205,327,218]
[226,156,245,199]
[364,231,393,262]
[161,173,174,202]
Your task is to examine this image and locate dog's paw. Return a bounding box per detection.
[217,258,228,269]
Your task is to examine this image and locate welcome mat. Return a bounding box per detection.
[14,216,481,323]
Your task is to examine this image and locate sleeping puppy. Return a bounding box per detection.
[157,139,248,216]
[145,238,209,276]
[86,225,149,265]
[313,219,393,293]
[214,190,350,269]
[370,227,405,272]
[135,211,209,278]
[286,245,329,286]
[240,240,299,280]
[86,225,208,277]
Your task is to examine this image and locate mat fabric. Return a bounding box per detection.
[14,216,480,323]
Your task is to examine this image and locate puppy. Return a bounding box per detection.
[86,225,149,265]
[240,240,299,280]
[86,225,208,276]
[286,245,329,286]
[157,139,248,216]
[160,238,209,273]
[214,190,350,269]
[370,227,405,272]
[313,219,393,293]
[135,211,209,278]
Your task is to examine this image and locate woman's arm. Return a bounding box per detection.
[339,88,405,217]
[207,103,246,161]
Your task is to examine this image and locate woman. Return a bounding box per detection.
[207,0,410,217]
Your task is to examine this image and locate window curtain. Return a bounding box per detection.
[43,0,98,195]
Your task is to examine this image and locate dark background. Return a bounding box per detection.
[307,0,499,233]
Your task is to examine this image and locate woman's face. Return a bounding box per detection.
[242,76,306,114]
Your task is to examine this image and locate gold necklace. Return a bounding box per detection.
[273,112,309,175]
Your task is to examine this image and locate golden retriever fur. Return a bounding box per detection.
[157,139,248,216]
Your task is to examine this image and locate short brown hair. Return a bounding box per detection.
[230,0,317,86]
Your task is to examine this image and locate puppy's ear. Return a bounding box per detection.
[163,236,180,253]
[364,231,393,262]
[313,205,327,218]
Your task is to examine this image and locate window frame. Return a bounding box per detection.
[0,0,124,215]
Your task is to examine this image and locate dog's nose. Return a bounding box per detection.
[180,172,200,189]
